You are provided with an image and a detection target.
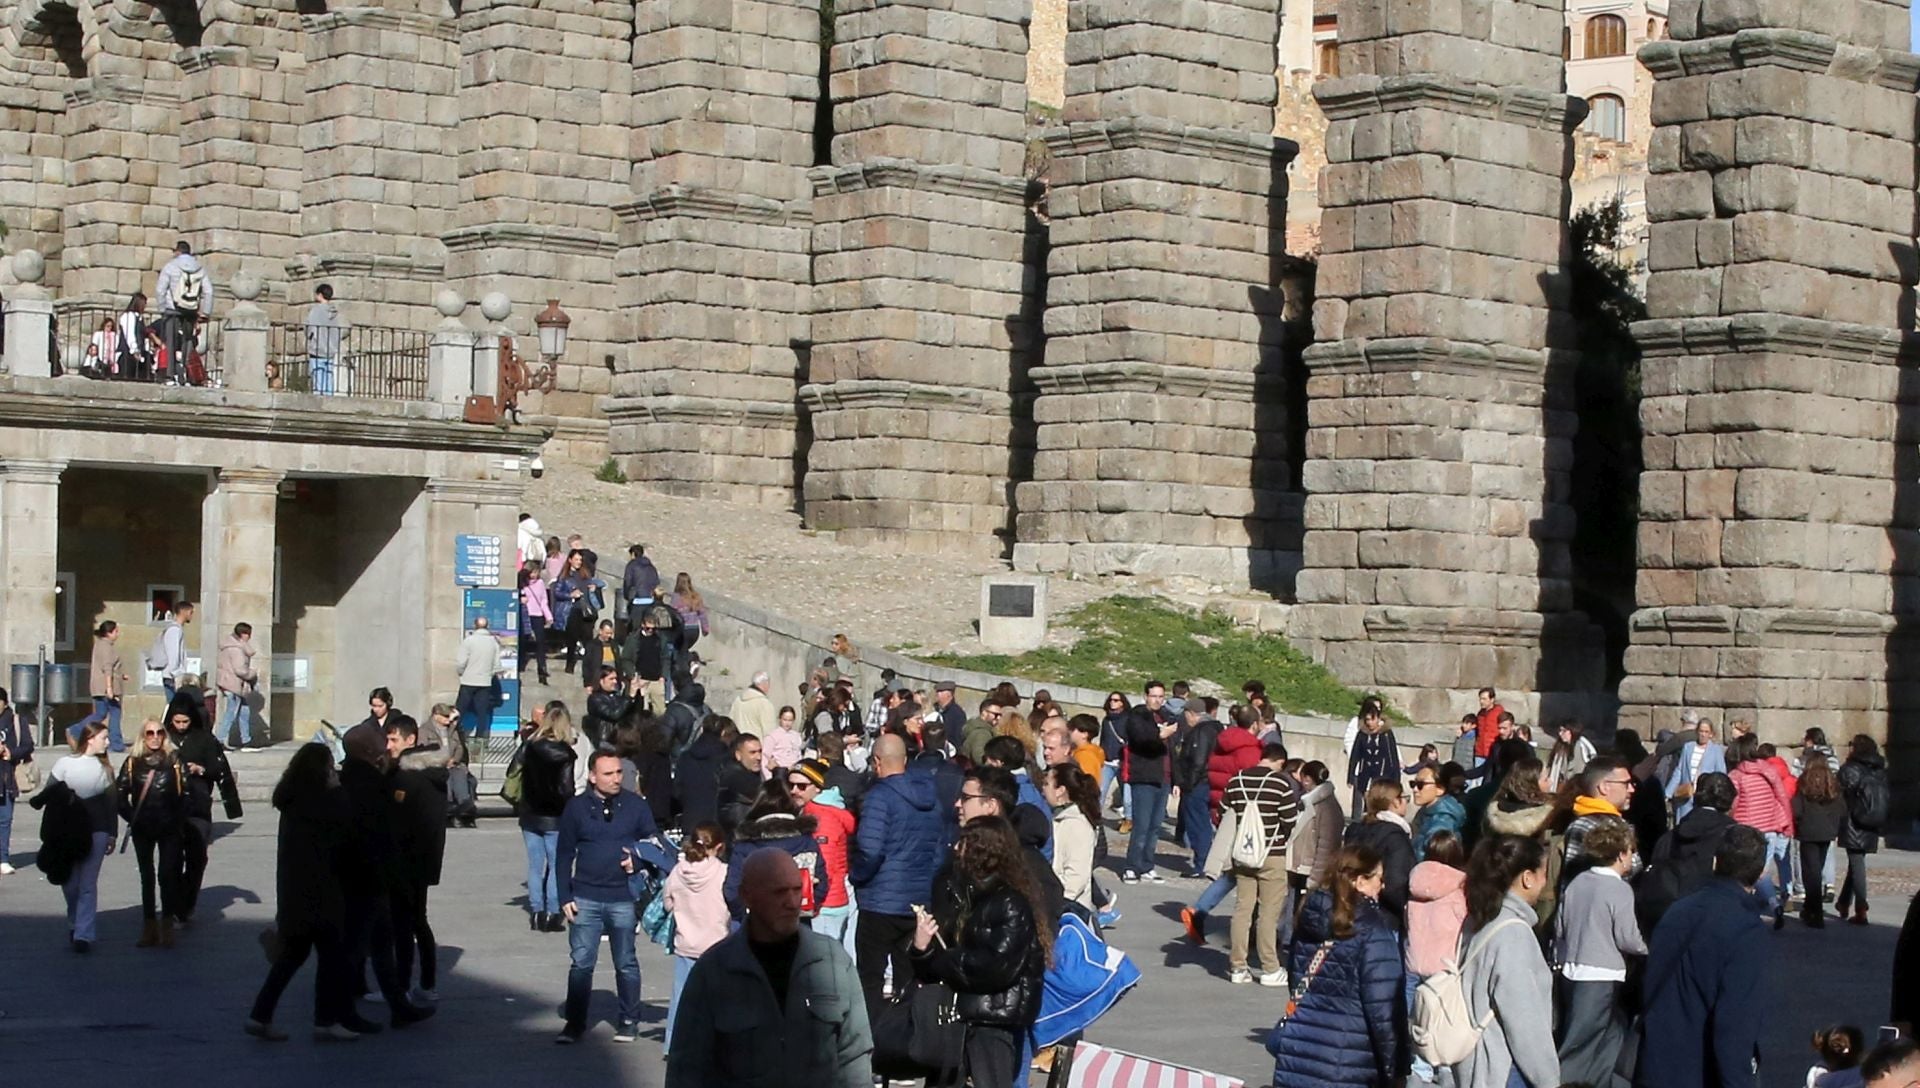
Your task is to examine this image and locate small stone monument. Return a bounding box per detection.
[978,573,1047,653]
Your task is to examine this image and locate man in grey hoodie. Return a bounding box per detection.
[303,283,346,395]
[154,241,213,385]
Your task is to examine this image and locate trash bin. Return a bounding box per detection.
[42,663,77,706]
[8,663,38,706]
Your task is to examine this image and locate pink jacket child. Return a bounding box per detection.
[520,576,554,626]
[762,724,806,781]
[1404,860,1469,978]
[1729,758,1793,835]
[662,855,729,961]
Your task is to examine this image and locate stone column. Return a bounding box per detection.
[427,289,477,405]
[1011,0,1300,588]
[1616,2,1920,741]
[422,478,520,720]
[1284,0,1597,722]
[1,251,54,378]
[59,75,181,306]
[798,0,1034,556]
[0,459,66,676]
[176,46,302,307]
[292,7,458,330]
[199,468,282,736]
[442,0,630,421]
[607,0,819,509]
[221,273,269,392]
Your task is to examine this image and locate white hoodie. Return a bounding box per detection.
[518,518,546,567]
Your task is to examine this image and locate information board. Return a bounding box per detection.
[455,534,504,587]
[463,587,520,737]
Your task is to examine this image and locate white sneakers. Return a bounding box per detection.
[0,862,16,876]
[408,987,438,1005]
[1259,971,1288,988]
[1228,968,1253,985]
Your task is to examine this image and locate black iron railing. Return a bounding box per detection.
[268,321,431,401]
[52,304,223,386]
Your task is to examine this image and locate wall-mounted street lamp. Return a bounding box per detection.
[464,296,570,425]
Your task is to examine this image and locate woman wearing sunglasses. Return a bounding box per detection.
[115,717,189,949]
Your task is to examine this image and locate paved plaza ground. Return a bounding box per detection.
[0,801,1910,1088]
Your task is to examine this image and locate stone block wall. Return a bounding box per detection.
[608,0,820,507]
[1011,0,1301,589]
[800,0,1035,555]
[1283,0,1603,724]
[0,12,73,289]
[1617,2,1920,742]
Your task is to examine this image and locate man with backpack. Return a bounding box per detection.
[147,601,194,701]
[155,241,213,386]
[1220,742,1299,986]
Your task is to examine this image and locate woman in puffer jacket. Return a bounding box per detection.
[1726,733,1793,925]
[721,780,828,921]
[913,816,1052,1088]
[1267,842,1408,1088]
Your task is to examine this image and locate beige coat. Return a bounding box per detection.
[90,637,128,699]
[215,634,258,694]
[727,686,778,740]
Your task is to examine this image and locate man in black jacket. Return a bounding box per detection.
[659,681,705,758]
[164,690,237,923]
[673,717,733,831]
[1121,683,1177,883]
[1635,771,1737,934]
[717,734,763,833]
[338,722,434,1030]
[1174,698,1223,878]
[386,717,447,1003]
[583,667,636,749]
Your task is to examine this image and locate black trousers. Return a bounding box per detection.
[178,821,211,920]
[855,911,917,1016]
[345,892,411,1006]
[132,829,183,921]
[393,880,437,991]
[562,612,595,671]
[251,927,352,1026]
[1800,841,1832,919]
[965,1025,1021,1088]
[1554,975,1626,1088]
[1837,849,1870,915]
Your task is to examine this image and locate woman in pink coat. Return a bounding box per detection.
[517,563,554,685]
[1726,733,1793,926]
[1404,830,1469,1084]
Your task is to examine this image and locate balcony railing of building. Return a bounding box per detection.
[267,322,432,401]
[50,304,224,387]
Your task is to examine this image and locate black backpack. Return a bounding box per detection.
[1846,764,1890,831]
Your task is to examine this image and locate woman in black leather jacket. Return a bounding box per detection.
[912,816,1053,1088]
[116,717,189,948]
[510,716,578,932]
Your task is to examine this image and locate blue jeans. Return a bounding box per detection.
[1179,785,1213,874]
[1193,873,1233,915]
[1405,972,1437,1081]
[219,690,252,747]
[163,679,177,703]
[665,953,697,1055]
[0,798,13,864]
[1126,782,1168,876]
[816,896,858,962]
[83,697,125,752]
[310,356,335,395]
[64,831,110,941]
[457,684,493,740]
[522,829,559,913]
[1756,830,1794,915]
[565,898,640,1029]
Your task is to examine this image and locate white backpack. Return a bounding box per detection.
[1229,789,1270,868]
[1409,916,1526,1065]
[171,267,204,312]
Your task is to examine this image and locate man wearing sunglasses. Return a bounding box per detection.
[788,760,858,957]
[554,751,658,1045]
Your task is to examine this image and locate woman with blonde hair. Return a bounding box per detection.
[997,710,1039,762]
[508,703,578,932]
[670,572,709,653]
[49,721,119,952]
[116,716,188,948]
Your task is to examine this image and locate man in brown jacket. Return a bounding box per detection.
[215,623,259,750]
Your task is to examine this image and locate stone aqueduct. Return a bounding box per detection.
[3,0,1918,779]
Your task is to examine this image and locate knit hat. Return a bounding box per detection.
[793,758,831,788]
[343,721,388,765]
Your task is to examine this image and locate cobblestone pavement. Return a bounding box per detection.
[526,463,1127,656]
[1,802,1909,1088]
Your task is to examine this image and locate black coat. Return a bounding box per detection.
[169,712,239,824]
[631,742,674,827]
[1343,817,1414,923]
[915,876,1045,1029]
[338,760,404,897]
[275,788,351,939]
[116,753,188,837]
[29,779,92,885]
[1893,891,1920,1028]
[1791,793,1847,845]
[717,764,761,832]
[1838,754,1889,853]
[1175,718,1223,791]
[393,766,449,886]
[584,690,631,748]
[1122,707,1171,786]
[515,738,577,833]
[826,763,869,815]
[674,734,729,830]
[1635,805,1735,934]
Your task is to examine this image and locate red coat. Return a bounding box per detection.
[1474,703,1505,759]
[1206,727,1264,819]
[804,799,858,909]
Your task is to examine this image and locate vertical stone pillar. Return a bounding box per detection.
[422,479,520,720]
[608,0,819,509]
[427,289,477,405]
[799,0,1033,555]
[199,468,281,736]
[1285,0,1597,722]
[176,46,303,310]
[221,273,269,392]
[1011,0,1300,587]
[0,459,66,676]
[59,75,181,306]
[442,0,630,422]
[1617,1,1920,742]
[1,251,54,378]
[293,6,458,330]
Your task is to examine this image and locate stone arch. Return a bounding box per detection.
[14,0,90,77]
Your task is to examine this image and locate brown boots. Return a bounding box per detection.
[136,918,177,948]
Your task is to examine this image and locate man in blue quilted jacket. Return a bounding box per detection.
[848,733,945,1018]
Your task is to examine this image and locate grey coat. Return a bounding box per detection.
[1451,894,1561,1088]
[666,927,872,1088]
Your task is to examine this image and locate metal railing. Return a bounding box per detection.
[269,321,431,401]
[52,304,223,386]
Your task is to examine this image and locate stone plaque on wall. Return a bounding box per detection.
[979,574,1047,652]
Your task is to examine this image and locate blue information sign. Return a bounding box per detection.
[462,587,520,737]
[455,534,503,587]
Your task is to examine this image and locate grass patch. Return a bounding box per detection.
[923,596,1381,719]
[594,458,628,484]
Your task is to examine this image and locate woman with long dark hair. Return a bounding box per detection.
[1266,843,1407,1088]
[1544,720,1596,793]
[1452,834,1558,1088]
[553,550,605,676]
[1836,734,1890,925]
[115,716,187,948]
[247,744,364,1041]
[518,562,553,685]
[1099,691,1131,818]
[912,816,1052,1088]
[1792,758,1846,927]
[1042,762,1100,917]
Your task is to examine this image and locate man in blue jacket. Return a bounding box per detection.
[555,750,658,1045]
[1635,825,1768,1088]
[847,733,944,1016]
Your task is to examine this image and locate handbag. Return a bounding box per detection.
[14,758,39,797]
[1274,940,1334,1029]
[871,980,966,1079]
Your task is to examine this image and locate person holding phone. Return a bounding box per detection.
[553,751,657,1044]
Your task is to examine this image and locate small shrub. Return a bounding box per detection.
[594,458,628,484]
